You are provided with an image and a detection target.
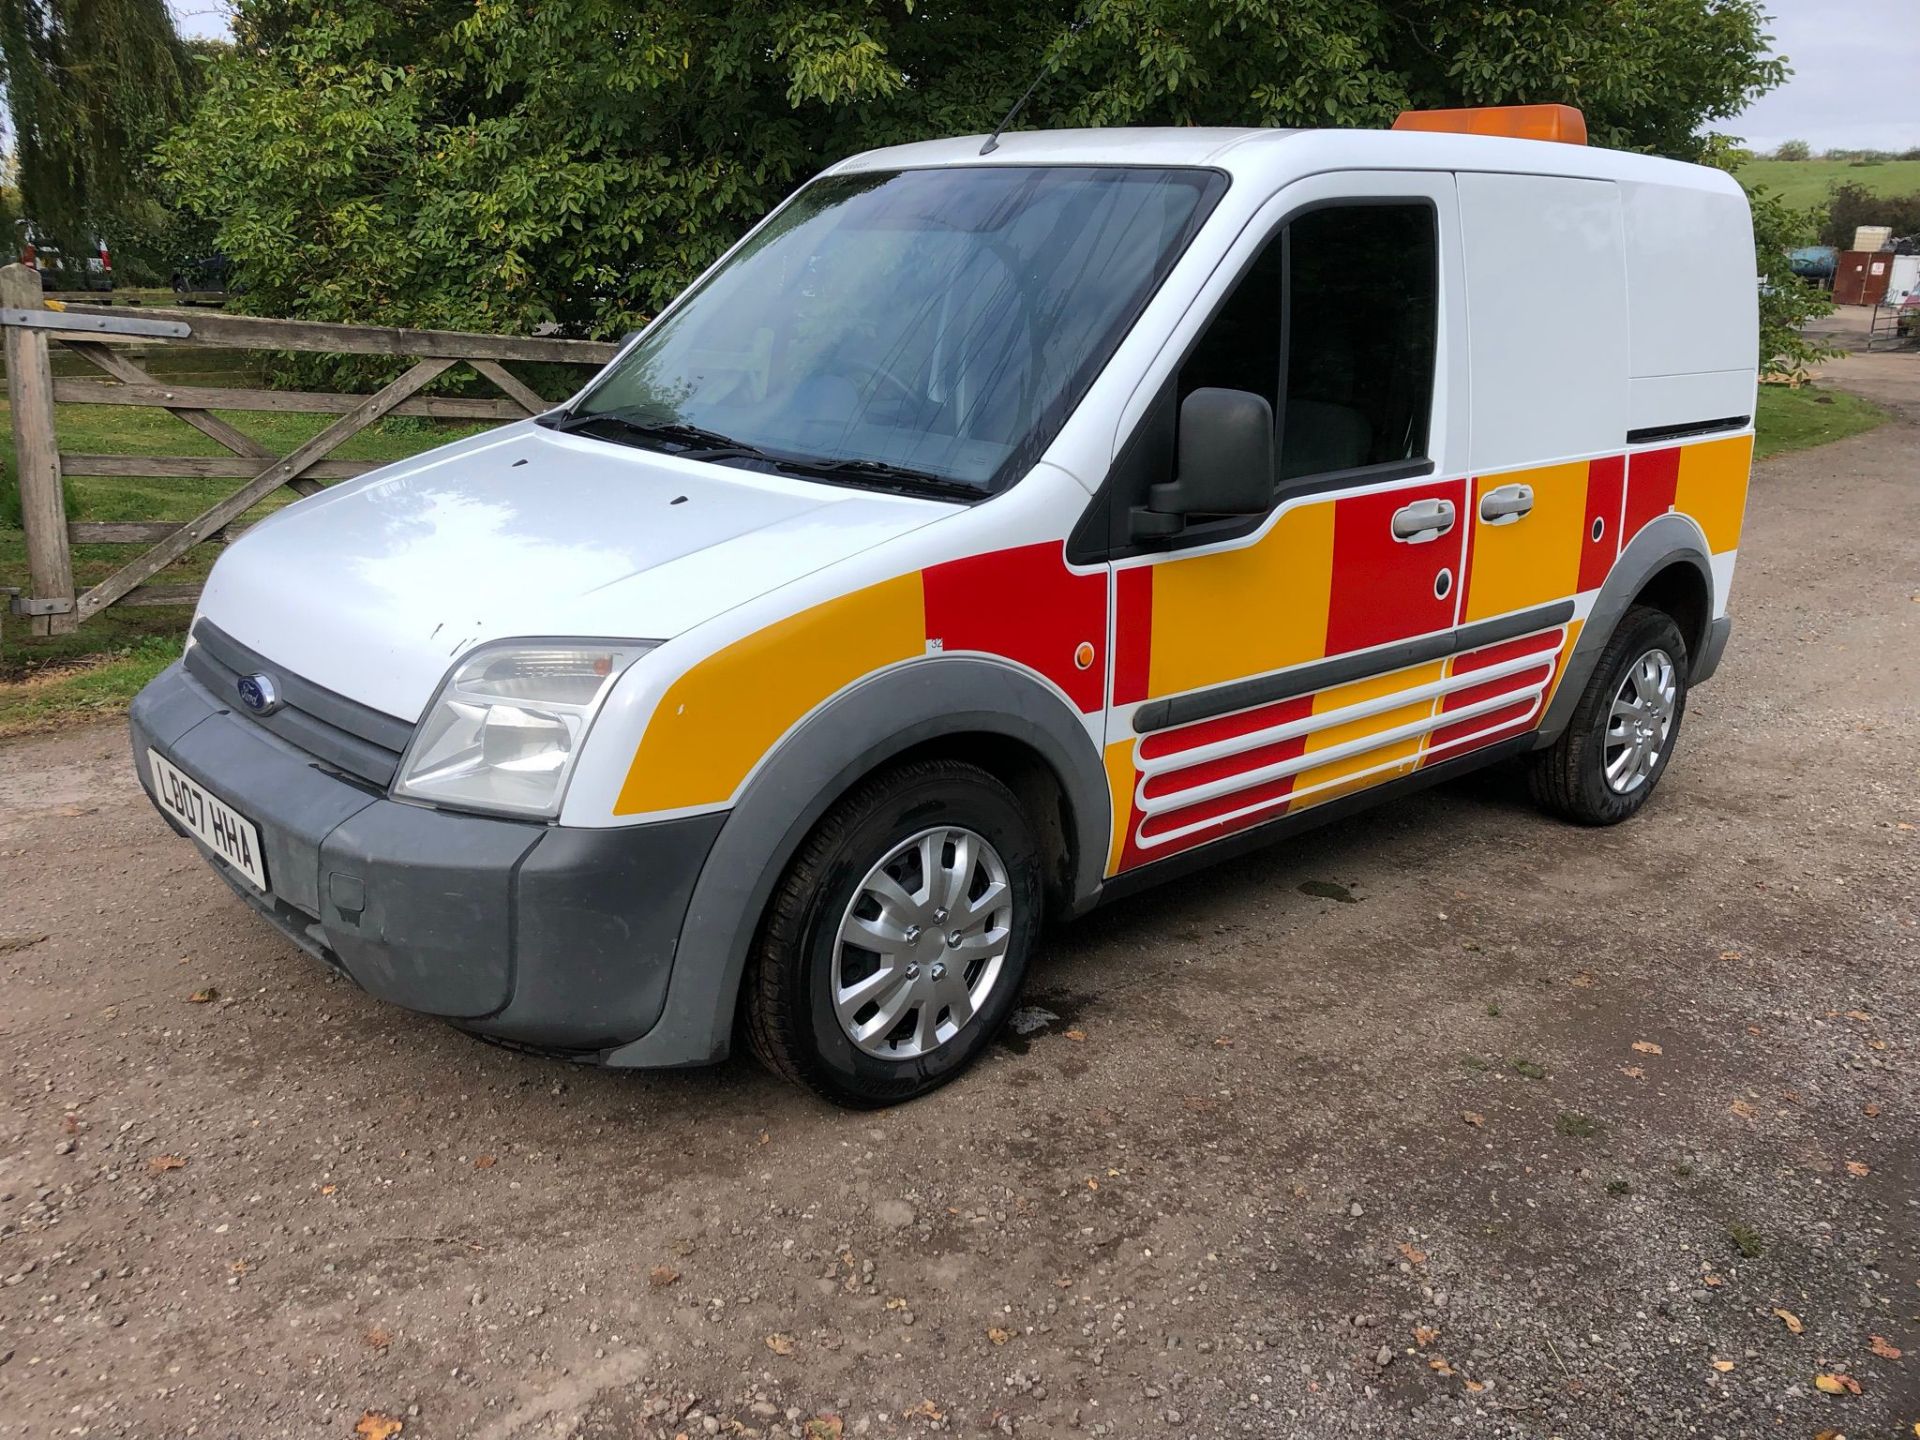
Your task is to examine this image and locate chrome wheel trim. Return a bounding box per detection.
[1603,646,1678,795]
[831,826,1014,1060]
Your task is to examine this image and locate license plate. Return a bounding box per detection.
[147,749,268,891]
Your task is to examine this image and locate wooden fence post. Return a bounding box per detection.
[2,262,75,636]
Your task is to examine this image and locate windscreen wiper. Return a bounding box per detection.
[776,456,984,503]
[541,410,759,457]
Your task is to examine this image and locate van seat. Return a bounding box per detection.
[1280,399,1372,479]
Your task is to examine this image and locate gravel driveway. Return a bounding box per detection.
[3,349,1916,1440]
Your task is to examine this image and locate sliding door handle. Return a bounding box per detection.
[1479,483,1535,526]
[1391,497,1456,542]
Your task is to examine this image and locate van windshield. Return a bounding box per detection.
[564,165,1225,496]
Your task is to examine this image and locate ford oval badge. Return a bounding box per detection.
[237,673,281,716]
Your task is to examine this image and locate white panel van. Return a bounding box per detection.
[133,108,1757,1105]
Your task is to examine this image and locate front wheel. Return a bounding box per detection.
[1527,605,1690,825]
[742,759,1042,1107]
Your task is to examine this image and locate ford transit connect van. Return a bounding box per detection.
[133,108,1757,1106]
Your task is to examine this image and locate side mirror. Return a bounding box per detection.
[1131,387,1276,539]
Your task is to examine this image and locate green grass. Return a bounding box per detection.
[1753,384,1886,461]
[1735,156,1920,210]
[0,633,183,737]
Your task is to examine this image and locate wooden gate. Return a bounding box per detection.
[1,263,616,636]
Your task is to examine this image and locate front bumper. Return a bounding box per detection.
[130,661,723,1055]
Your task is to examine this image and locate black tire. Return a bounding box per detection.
[742,759,1043,1108]
[1527,606,1690,826]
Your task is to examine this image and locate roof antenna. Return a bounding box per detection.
[980,9,1098,156]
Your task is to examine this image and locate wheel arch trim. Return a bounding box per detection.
[602,656,1109,1067]
[1538,516,1716,747]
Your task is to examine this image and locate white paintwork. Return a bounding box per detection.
[1457,172,1630,472]
[200,422,951,721]
[186,122,1755,830]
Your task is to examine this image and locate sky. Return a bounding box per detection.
[1732,2,1920,153]
[165,2,1920,155]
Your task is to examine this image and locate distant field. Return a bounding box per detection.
[1736,157,1920,210]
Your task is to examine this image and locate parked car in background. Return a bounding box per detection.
[18,224,113,291]
[171,252,238,298]
[132,105,1757,1107]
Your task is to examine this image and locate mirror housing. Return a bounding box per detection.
[1130,387,1276,540]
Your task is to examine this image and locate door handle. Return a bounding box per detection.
[1391,497,1456,543]
[1479,483,1535,526]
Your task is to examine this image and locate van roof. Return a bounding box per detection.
[827,126,1742,198]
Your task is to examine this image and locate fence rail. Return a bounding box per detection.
[1,262,616,637]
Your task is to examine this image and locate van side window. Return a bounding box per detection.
[1176,202,1437,483]
[1279,204,1436,480]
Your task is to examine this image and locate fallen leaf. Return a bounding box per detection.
[1814,1372,1861,1395]
[1461,1111,1485,1127]
[766,1333,795,1356]
[61,1114,82,1134]
[1718,950,1742,960]
[1632,1040,1663,1055]
[1463,1378,1485,1393]
[188,988,218,1004]
[1712,1359,1735,1372]
[1570,972,1594,988]
[1413,1325,1440,1347]
[1845,1161,1871,1177]
[986,1327,1011,1345]
[1086,1178,1098,1190]
[758,1130,771,1145]
[803,1419,844,1440]
[354,1414,403,1440]
[1213,1036,1234,1047]
[904,1401,945,1422]
[1397,1241,1427,1265]
[320,1183,337,1196]
[885,1296,908,1310]
[1844,1010,1874,1024]
[648,1265,680,1288]
[1869,1334,1902,1359]
[148,1154,186,1172]
[1774,1308,1804,1334]
[365,1327,392,1350]
[1730,1099,1757,1121]
[1065,1028,1087,1041]
[1620,1066,1646,1079]
[1703,1274,1724,1288]
[1428,1356,1455,1377]
[472,1154,496,1169]
[1864,1103,1881,1117]
[229,1259,250,1275]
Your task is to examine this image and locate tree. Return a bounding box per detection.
[0,0,196,256]
[1773,138,1811,161]
[161,0,1788,341]
[1819,180,1920,250]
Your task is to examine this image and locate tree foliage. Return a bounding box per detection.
[162,0,1787,340]
[0,0,196,254]
[1818,180,1920,250]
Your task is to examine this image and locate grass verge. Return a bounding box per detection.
[1753,383,1886,461]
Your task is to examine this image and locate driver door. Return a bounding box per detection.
[1098,171,1472,875]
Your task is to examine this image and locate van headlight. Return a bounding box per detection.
[393,641,654,818]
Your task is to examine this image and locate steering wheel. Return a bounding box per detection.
[824,354,922,414]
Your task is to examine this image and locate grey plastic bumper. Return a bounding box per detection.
[129,661,722,1055]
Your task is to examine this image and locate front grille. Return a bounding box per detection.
[186,620,415,786]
